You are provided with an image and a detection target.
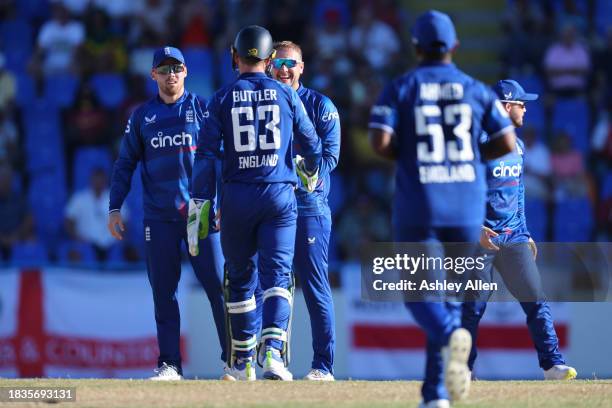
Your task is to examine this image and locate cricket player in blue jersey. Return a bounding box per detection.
[107,46,227,381]
[188,25,321,381]
[369,10,517,408]
[270,40,340,381]
[461,79,577,380]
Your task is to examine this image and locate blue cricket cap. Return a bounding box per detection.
[412,10,457,53]
[493,79,539,102]
[152,46,185,68]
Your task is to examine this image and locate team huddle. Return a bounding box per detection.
[107,9,576,408]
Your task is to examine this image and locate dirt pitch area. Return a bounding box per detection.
[0,379,610,407]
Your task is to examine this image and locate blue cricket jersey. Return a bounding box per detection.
[294,84,341,217]
[192,72,321,201]
[109,91,208,221]
[483,135,528,236]
[369,61,513,228]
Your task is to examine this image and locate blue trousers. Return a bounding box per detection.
[221,182,296,358]
[395,225,480,403]
[461,230,565,371]
[294,214,335,374]
[143,220,227,372]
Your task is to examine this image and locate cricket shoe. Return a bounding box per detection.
[304,369,335,381]
[150,362,183,381]
[417,399,450,408]
[544,365,577,380]
[221,358,256,381]
[262,347,293,381]
[443,328,472,401]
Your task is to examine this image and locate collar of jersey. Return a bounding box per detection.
[296,82,307,96]
[156,90,188,105]
[419,61,456,68]
[238,72,268,79]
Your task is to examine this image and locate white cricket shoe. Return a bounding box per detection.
[150,363,183,381]
[304,369,335,381]
[544,364,577,380]
[221,358,256,381]
[443,328,472,401]
[417,399,450,408]
[262,347,293,381]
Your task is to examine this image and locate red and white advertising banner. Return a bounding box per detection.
[0,267,189,378]
[341,264,569,380]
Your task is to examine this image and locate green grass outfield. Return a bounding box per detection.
[0,379,611,407]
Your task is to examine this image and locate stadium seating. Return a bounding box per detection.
[328,172,346,216]
[525,197,548,241]
[44,73,80,108]
[0,18,33,72]
[89,73,127,109]
[553,197,593,242]
[14,72,37,107]
[601,171,612,199]
[57,240,97,264]
[595,0,612,35]
[72,147,113,192]
[28,170,67,247]
[10,240,49,265]
[551,98,590,153]
[217,48,236,87]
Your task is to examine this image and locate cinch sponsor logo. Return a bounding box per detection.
[322,111,339,122]
[492,161,522,177]
[150,131,193,148]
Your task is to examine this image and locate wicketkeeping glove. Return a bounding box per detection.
[295,154,319,193]
[187,198,210,257]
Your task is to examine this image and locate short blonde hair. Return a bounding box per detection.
[273,41,303,60]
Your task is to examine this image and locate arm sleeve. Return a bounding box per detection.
[109,112,142,212]
[317,97,341,179]
[368,81,399,135]
[292,90,322,172]
[481,87,513,141]
[192,96,222,201]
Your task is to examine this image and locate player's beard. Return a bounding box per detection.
[162,79,183,98]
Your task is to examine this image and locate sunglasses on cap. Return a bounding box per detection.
[155,64,185,75]
[271,58,299,69]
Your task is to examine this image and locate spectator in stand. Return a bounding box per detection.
[550,131,588,200]
[65,85,111,152]
[65,167,126,261]
[0,164,34,261]
[522,126,552,200]
[0,109,19,169]
[312,9,348,60]
[177,0,214,48]
[32,2,85,77]
[0,54,16,113]
[335,194,389,260]
[79,7,128,76]
[349,6,399,73]
[543,23,590,96]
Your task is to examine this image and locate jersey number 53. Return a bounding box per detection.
[415,103,474,163]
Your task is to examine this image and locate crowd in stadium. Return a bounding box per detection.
[0,0,610,271]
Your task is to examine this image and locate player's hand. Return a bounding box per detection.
[479,226,499,251]
[295,154,319,193]
[108,211,125,240]
[187,198,210,256]
[528,237,537,260]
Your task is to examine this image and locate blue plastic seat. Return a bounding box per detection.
[328,172,346,216]
[10,241,49,265]
[0,18,33,54]
[551,98,590,153]
[28,171,67,245]
[525,197,548,241]
[72,147,112,191]
[44,73,80,108]
[57,240,97,264]
[89,73,126,108]
[553,197,593,242]
[601,171,612,199]
[14,72,36,107]
[217,48,237,87]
